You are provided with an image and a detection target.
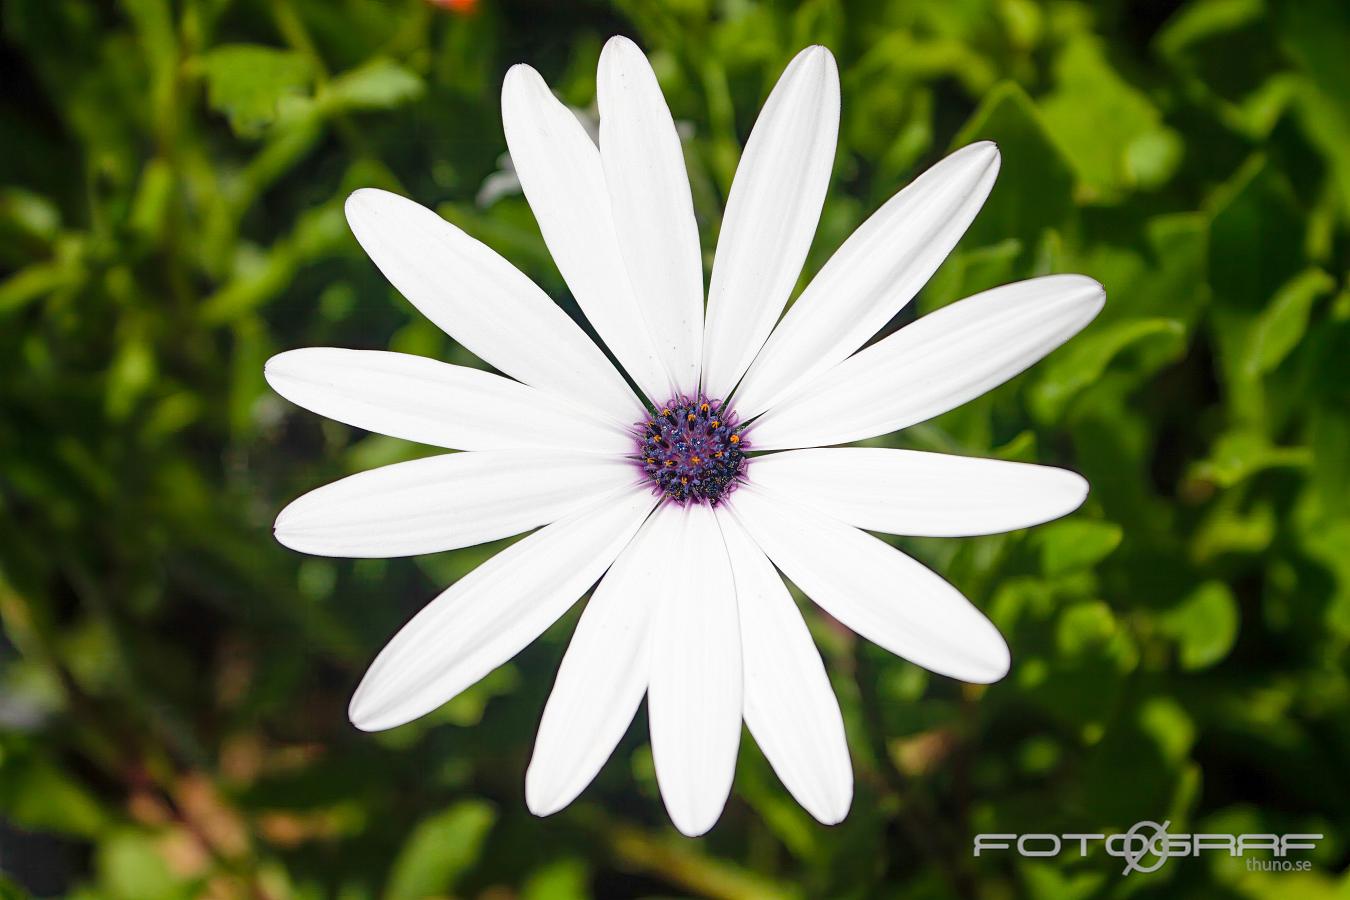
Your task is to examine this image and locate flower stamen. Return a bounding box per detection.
[633,394,748,506]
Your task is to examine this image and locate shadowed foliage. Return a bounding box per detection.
[0,0,1348,897]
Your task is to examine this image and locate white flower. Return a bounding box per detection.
[265,36,1104,837]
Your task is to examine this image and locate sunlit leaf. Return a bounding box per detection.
[1035,519,1123,576]
[1159,582,1240,670]
[200,45,313,137]
[321,59,426,112]
[384,802,496,900]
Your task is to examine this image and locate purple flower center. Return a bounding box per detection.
[633,395,748,506]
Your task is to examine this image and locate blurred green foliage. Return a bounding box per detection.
[1,0,1348,897]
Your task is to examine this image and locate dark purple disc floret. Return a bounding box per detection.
[633,395,748,506]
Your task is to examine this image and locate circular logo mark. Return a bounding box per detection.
[1119,820,1172,875]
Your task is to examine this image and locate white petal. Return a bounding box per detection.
[502,65,674,405]
[733,142,1001,418]
[276,450,638,558]
[750,275,1105,451]
[700,46,839,400]
[348,489,656,732]
[717,509,851,825]
[648,504,741,836]
[729,487,1009,684]
[264,348,629,454]
[525,506,674,817]
[597,36,704,395]
[748,448,1088,537]
[344,188,642,425]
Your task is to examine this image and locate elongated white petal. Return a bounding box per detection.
[597,36,704,395]
[733,142,1001,418]
[348,490,656,732]
[749,448,1088,537]
[648,504,741,836]
[276,451,638,558]
[717,509,851,825]
[526,506,675,817]
[750,275,1105,450]
[265,348,629,454]
[729,488,1009,683]
[502,65,674,404]
[344,188,642,425]
[701,46,839,400]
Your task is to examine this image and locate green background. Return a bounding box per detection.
[2,0,1348,896]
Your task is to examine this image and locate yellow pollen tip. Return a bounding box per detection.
[729,434,740,443]
[687,413,696,423]
[691,456,701,464]
[681,477,688,485]
[710,419,719,428]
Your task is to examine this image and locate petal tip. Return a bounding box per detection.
[502,62,541,94]
[344,187,413,229]
[343,186,378,214]
[347,705,380,733]
[262,350,302,393]
[348,680,397,733]
[669,811,718,838]
[815,798,852,827]
[343,188,387,232]
[659,781,732,838]
[1086,278,1107,315]
[524,768,570,819]
[271,506,294,539]
[967,138,1000,158]
[601,33,642,62]
[270,507,313,554]
[1065,470,1091,512]
[1063,274,1107,321]
[797,43,834,66]
[967,639,1012,685]
[955,140,1001,182]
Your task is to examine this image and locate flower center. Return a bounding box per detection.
[634,395,748,506]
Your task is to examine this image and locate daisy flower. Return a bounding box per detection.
[265,36,1104,836]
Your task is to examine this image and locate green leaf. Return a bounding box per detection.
[1191,497,1277,562]
[1035,519,1123,576]
[199,44,313,137]
[522,859,590,900]
[952,81,1076,261]
[0,874,33,900]
[1138,696,1197,763]
[1155,0,1264,64]
[1159,581,1240,670]
[1187,429,1310,489]
[1244,267,1335,376]
[1040,36,1183,198]
[1207,155,1305,312]
[1021,861,1106,900]
[1154,0,1276,119]
[0,741,110,837]
[1310,393,1350,513]
[1031,518,1128,574]
[105,333,156,420]
[96,829,187,900]
[321,59,425,112]
[1028,318,1186,422]
[384,801,496,900]
[1054,601,1132,664]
